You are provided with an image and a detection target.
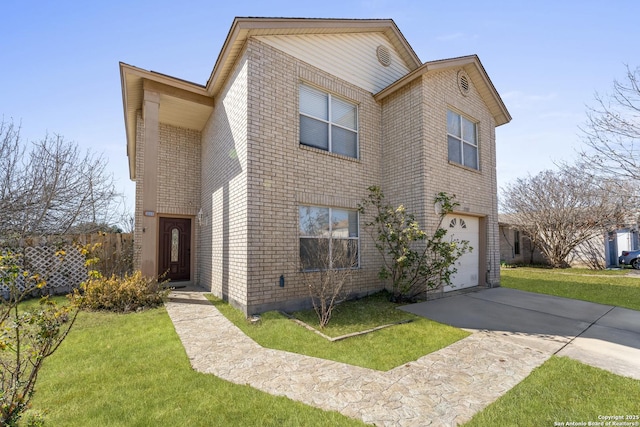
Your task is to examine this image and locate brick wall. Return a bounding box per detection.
[133,112,201,273]
[194,39,503,314]
[197,38,388,314]
[239,39,386,314]
[380,68,501,287]
[133,112,144,270]
[199,50,249,310]
[422,69,500,286]
[157,123,201,216]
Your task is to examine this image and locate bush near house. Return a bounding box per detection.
[358,186,471,302]
[73,271,170,313]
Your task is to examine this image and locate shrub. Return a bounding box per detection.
[358,186,471,302]
[1,251,79,426]
[74,271,170,313]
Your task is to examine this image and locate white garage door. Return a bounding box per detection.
[443,215,480,292]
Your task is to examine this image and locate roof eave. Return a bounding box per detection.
[119,63,136,180]
[374,55,512,127]
[205,17,422,96]
[119,62,212,180]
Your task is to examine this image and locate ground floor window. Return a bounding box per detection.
[299,206,359,270]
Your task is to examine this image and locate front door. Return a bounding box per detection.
[158,217,191,281]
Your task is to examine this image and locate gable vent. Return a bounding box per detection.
[376,45,391,67]
[457,70,470,96]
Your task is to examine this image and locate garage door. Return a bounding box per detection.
[443,214,479,292]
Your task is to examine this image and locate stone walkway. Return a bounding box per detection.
[166,290,556,426]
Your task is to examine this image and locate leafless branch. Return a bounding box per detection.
[0,119,122,241]
[501,166,628,268]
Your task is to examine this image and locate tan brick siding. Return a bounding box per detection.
[192,39,503,313]
[199,51,249,311]
[382,69,500,285]
[136,37,504,313]
[133,112,201,273]
[424,69,500,286]
[380,68,501,287]
[243,39,384,314]
[133,112,144,270]
[157,124,201,216]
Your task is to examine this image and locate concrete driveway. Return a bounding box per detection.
[400,287,640,380]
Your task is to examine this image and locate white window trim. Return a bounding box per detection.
[299,84,359,159]
[299,206,360,271]
[447,110,479,170]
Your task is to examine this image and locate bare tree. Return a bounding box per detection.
[579,65,640,183]
[501,167,625,268]
[568,236,606,270]
[0,119,120,241]
[298,207,358,328]
[299,237,357,328]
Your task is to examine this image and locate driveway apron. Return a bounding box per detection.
[400,287,640,380]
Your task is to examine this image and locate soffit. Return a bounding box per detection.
[120,63,213,179]
[205,17,422,96]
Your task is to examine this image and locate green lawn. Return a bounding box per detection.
[464,356,640,426]
[206,292,469,371]
[26,271,640,425]
[29,308,366,427]
[465,267,640,424]
[292,292,417,338]
[500,267,640,310]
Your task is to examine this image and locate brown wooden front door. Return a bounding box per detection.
[158,217,191,282]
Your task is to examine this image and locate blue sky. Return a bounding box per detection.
[2,0,639,217]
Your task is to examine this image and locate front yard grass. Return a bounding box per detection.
[291,292,416,337]
[30,307,366,427]
[29,269,640,425]
[501,267,640,310]
[464,356,640,426]
[206,292,470,371]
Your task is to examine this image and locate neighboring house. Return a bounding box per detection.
[603,228,639,268]
[498,217,548,266]
[499,214,640,269]
[119,17,511,315]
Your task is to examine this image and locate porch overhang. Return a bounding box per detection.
[120,63,214,180]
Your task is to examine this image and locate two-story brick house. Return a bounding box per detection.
[119,17,511,315]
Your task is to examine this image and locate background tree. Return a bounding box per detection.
[579,65,640,183]
[0,119,121,241]
[501,167,625,268]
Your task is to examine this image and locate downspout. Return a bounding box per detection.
[488,125,498,288]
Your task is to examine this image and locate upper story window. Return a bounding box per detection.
[447,110,478,170]
[299,84,358,159]
[299,206,359,271]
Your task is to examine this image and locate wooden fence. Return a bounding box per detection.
[1,233,133,298]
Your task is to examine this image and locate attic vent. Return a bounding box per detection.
[457,70,470,96]
[376,45,391,67]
